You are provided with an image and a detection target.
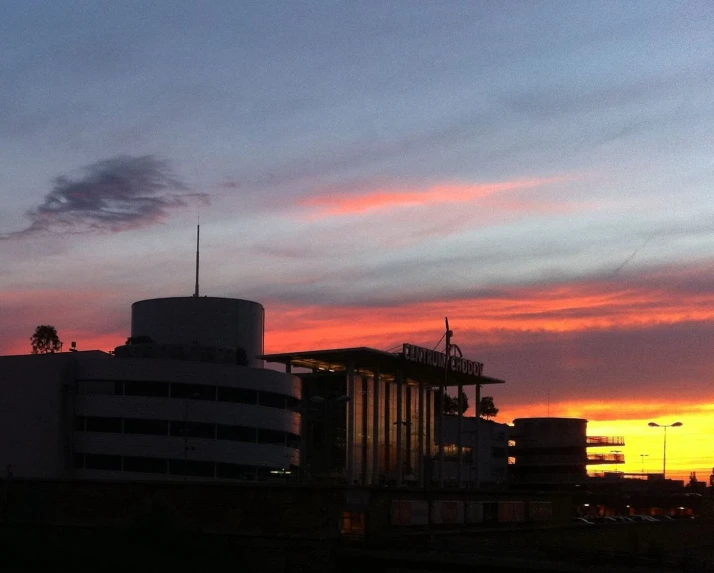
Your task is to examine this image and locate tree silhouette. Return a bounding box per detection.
[443,391,469,415]
[30,325,62,354]
[125,335,153,345]
[479,396,499,420]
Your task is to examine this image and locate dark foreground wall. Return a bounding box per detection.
[0,479,569,535]
[0,479,569,572]
[0,479,712,572]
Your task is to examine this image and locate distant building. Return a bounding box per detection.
[0,297,300,481]
[509,417,624,487]
[437,415,510,487]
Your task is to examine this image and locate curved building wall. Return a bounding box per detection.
[510,417,589,486]
[131,297,265,366]
[512,418,587,448]
[72,357,300,482]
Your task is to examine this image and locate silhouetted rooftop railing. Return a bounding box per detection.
[586,436,625,446]
[587,452,625,464]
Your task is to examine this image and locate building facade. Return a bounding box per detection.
[438,415,510,488]
[509,417,624,487]
[264,344,505,486]
[0,297,301,482]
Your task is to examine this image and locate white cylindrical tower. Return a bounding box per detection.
[131,297,265,366]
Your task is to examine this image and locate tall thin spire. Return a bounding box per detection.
[193,223,200,297]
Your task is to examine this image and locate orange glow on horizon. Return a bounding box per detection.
[489,400,714,484]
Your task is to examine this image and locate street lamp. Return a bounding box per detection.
[640,453,649,474]
[610,450,622,474]
[647,421,683,479]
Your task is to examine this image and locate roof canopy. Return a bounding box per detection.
[260,346,505,387]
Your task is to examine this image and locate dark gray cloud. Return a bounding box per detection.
[474,319,714,411]
[3,155,207,238]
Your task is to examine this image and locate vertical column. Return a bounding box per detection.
[384,379,391,474]
[372,369,381,484]
[300,396,308,483]
[457,382,464,488]
[396,370,403,486]
[474,383,481,487]
[361,375,369,485]
[405,386,412,471]
[438,384,445,488]
[346,362,355,484]
[425,388,432,459]
[418,382,425,488]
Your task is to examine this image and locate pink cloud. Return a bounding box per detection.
[298,176,574,218]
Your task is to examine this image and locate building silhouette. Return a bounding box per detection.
[0,296,300,481]
[509,417,624,487]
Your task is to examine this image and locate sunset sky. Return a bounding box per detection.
[2,2,713,482]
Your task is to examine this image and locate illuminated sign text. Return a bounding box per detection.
[402,343,483,377]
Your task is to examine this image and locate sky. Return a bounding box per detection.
[1,1,713,482]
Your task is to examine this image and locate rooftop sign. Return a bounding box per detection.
[402,343,483,377]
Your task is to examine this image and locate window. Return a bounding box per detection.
[216,463,255,480]
[287,433,300,449]
[124,381,169,398]
[85,417,122,433]
[259,391,286,409]
[217,387,257,405]
[217,425,256,443]
[168,459,214,477]
[170,421,215,439]
[85,454,121,471]
[82,380,117,395]
[124,419,169,436]
[171,383,216,401]
[257,429,286,445]
[74,416,86,431]
[491,447,506,459]
[341,511,366,538]
[123,456,167,474]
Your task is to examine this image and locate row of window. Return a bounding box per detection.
[442,445,507,460]
[75,416,299,448]
[73,453,292,480]
[78,379,300,410]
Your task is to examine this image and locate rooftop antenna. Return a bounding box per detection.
[193,220,200,298]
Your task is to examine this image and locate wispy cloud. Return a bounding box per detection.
[2,155,207,239]
[298,176,571,218]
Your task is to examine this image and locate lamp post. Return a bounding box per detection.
[610,450,622,474]
[648,421,683,479]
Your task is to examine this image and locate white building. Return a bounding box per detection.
[437,415,510,487]
[0,297,301,481]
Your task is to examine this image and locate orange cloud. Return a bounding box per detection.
[299,176,571,217]
[265,264,714,353]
